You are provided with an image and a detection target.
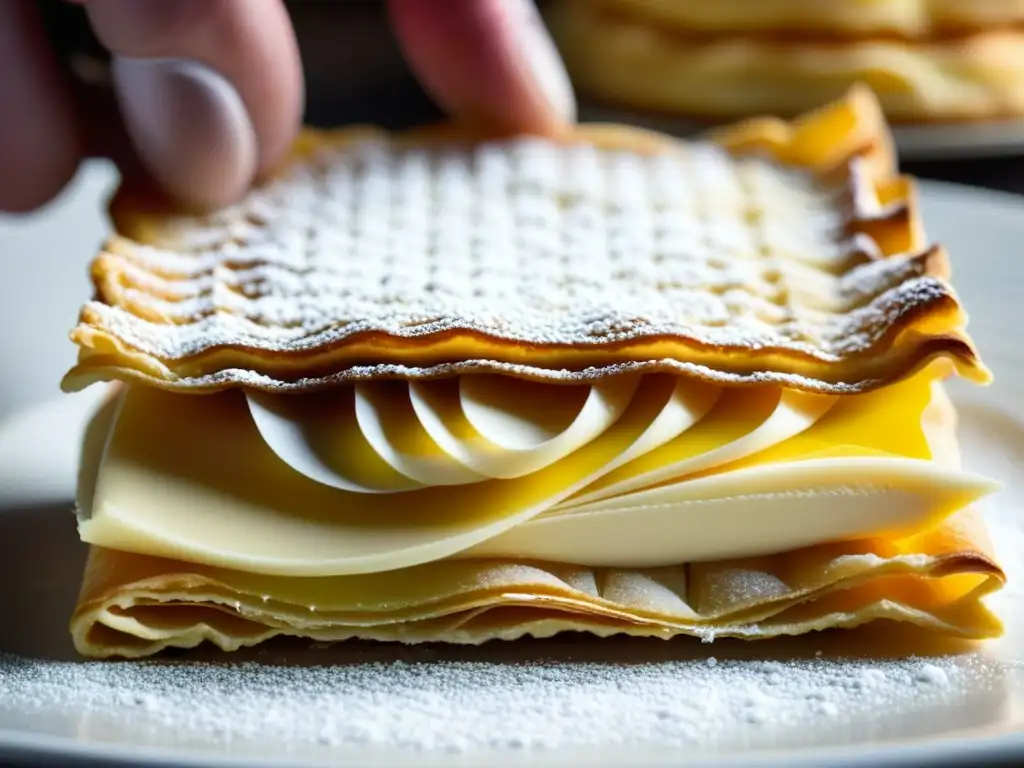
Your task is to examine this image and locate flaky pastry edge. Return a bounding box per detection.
[62,86,989,395]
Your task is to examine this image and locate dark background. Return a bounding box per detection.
[35,0,1024,196]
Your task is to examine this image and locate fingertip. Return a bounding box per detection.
[112,56,257,211]
[84,0,302,189]
[388,0,576,135]
[0,0,84,214]
[0,132,82,214]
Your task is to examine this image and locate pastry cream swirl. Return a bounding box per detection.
[77,367,997,577]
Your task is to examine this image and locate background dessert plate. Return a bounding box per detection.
[1,163,1023,767]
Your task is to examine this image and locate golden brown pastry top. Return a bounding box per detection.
[62,87,987,395]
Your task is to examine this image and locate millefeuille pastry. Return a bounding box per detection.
[549,0,1024,123]
[63,87,1005,659]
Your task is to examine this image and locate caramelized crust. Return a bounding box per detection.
[70,507,1005,658]
[62,87,988,395]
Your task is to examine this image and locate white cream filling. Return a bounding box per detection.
[466,458,993,566]
[78,373,999,577]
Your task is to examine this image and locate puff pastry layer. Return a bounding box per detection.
[63,88,985,393]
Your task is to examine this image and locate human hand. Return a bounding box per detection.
[0,0,576,214]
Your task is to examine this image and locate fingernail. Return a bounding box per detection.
[512,0,577,125]
[111,57,257,210]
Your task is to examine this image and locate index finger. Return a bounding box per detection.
[388,0,576,135]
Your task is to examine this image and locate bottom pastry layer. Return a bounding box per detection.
[72,512,1003,658]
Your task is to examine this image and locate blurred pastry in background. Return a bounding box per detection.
[548,0,1024,123]
[578,0,1024,37]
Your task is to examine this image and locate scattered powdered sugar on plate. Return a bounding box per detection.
[0,645,1005,760]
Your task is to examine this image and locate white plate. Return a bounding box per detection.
[1,169,1024,767]
[578,104,1024,161]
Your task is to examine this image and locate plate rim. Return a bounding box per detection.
[1,716,1022,768]
[3,177,1024,768]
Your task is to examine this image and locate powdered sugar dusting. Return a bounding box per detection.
[0,647,1002,761]
[70,135,968,393]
